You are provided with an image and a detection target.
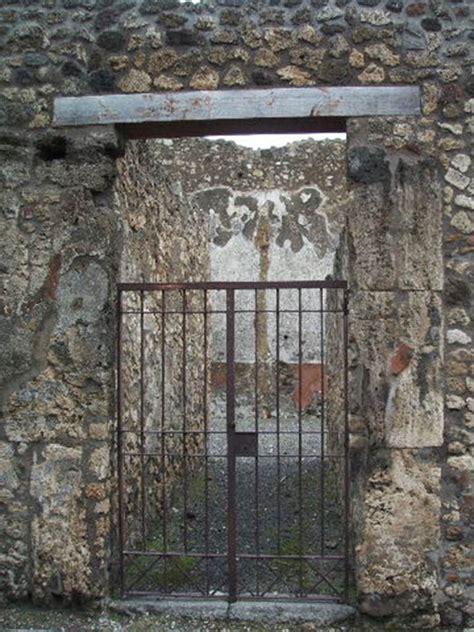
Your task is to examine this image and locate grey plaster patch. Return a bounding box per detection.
[402,23,426,50]
[196,185,329,254]
[149,137,348,366]
[57,260,109,331]
[348,146,390,187]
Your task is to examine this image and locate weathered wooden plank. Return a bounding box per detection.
[53,86,421,127]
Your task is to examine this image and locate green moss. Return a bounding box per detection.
[152,555,199,590]
[189,468,208,500]
[125,551,199,592]
[268,535,312,590]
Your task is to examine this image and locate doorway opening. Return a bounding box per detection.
[114,131,350,602]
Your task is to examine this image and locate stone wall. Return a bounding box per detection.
[328,116,452,627]
[349,119,446,623]
[0,130,209,602]
[0,0,473,627]
[114,140,209,555]
[0,126,122,602]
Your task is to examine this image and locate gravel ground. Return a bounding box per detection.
[0,603,462,632]
[0,604,320,632]
[0,603,333,632]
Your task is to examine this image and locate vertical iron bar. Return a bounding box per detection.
[319,289,325,557]
[182,289,188,553]
[139,290,147,551]
[254,289,260,596]
[298,289,303,596]
[226,289,237,602]
[203,289,210,594]
[161,289,167,591]
[343,289,350,601]
[276,289,281,555]
[117,288,125,595]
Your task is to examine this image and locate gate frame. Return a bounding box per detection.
[116,280,350,602]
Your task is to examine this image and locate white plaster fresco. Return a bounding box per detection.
[192,186,339,363]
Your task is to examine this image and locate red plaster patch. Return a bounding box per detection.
[406,2,427,16]
[460,495,474,522]
[45,253,62,300]
[390,343,414,375]
[211,362,227,390]
[23,253,62,311]
[291,363,325,411]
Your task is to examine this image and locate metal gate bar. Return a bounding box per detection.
[118,280,347,290]
[226,288,237,601]
[116,280,349,602]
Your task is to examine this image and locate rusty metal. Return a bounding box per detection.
[226,288,237,602]
[160,289,168,591]
[119,280,346,291]
[139,290,146,550]
[116,288,125,594]
[275,288,281,557]
[320,288,325,557]
[343,289,350,602]
[298,289,303,595]
[116,280,349,602]
[254,288,260,596]
[203,289,210,593]
[182,289,188,554]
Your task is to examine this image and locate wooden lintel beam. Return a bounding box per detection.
[117,117,346,140]
[53,86,421,129]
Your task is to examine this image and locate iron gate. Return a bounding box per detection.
[117,281,349,601]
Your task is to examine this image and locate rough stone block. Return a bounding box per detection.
[29,444,93,599]
[56,260,109,332]
[349,290,444,448]
[0,443,19,502]
[348,153,443,291]
[357,448,441,617]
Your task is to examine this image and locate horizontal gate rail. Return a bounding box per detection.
[118,280,346,291]
[123,551,345,560]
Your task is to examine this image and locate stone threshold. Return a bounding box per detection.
[109,598,356,625]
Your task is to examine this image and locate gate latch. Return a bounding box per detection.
[233,432,258,457]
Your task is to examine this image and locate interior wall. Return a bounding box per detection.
[151,137,349,364]
[116,140,209,289]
